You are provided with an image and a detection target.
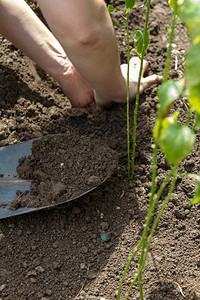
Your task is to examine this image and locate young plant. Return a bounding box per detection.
[117,0,200,299]
[108,0,150,178]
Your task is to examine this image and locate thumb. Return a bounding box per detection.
[140,74,163,93]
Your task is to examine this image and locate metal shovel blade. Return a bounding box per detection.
[0,135,116,219]
[0,140,33,219]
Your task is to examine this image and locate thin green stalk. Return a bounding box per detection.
[126,13,131,177]
[117,168,173,299]
[125,165,177,299]
[145,165,177,258]
[138,142,157,299]
[185,106,193,126]
[130,0,153,294]
[113,8,126,20]
[163,8,177,83]
[149,144,158,206]
[138,274,143,300]
[117,236,143,300]
[177,172,200,181]
[135,5,178,298]
[131,0,151,179]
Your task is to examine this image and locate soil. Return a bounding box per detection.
[0,0,200,300]
[11,133,117,209]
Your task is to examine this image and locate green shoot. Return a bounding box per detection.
[117,0,200,298]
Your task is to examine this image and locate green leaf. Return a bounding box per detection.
[153,112,179,140]
[185,43,200,87]
[134,30,150,56]
[181,0,200,40]
[159,124,195,165]
[168,0,181,15]
[191,181,200,205]
[107,5,121,27]
[157,80,183,117]
[125,0,137,13]
[188,84,200,114]
[195,111,200,129]
[108,5,115,13]
[111,19,121,27]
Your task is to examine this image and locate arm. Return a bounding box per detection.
[0,0,94,108]
[37,0,127,106]
[37,0,162,106]
[0,0,162,108]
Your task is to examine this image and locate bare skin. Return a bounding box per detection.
[0,0,162,109]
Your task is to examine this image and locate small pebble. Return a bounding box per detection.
[17,230,23,237]
[81,226,87,232]
[80,246,88,254]
[100,222,109,231]
[100,213,104,219]
[72,207,81,215]
[174,210,185,220]
[31,245,37,251]
[0,284,6,291]
[30,277,37,283]
[87,273,97,280]
[53,242,59,249]
[44,289,52,296]
[22,262,28,268]
[105,242,113,249]
[0,233,4,242]
[52,262,62,270]
[190,230,200,240]
[85,216,91,223]
[80,263,86,270]
[87,175,101,186]
[35,266,45,273]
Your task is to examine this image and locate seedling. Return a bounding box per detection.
[108,0,150,178]
[109,0,200,299]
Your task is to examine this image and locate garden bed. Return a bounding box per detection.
[0,0,199,299]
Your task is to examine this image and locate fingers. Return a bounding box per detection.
[121,57,149,80]
[141,60,149,77]
[140,74,163,93]
[84,101,97,112]
[130,57,149,77]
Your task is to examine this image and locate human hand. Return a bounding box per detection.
[120,57,163,102]
[59,65,96,111]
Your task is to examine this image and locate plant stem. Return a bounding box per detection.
[149,144,158,206]
[125,164,178,299]
[177,172,200,181]
[185,106,193,126]
[113,8,126,20]
[131,0,152,294]
[138,142,157,298]
[131,0,151,179]
[117,168,173,299]
[126,13,131,177]
[163,9,177,83]
[117,236,143,300]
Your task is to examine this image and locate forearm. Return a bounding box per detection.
[37,0,127,105]
[0,0,70,82]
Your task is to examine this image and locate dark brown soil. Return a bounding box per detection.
[11,133,117,209]
[0,0,200,300]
